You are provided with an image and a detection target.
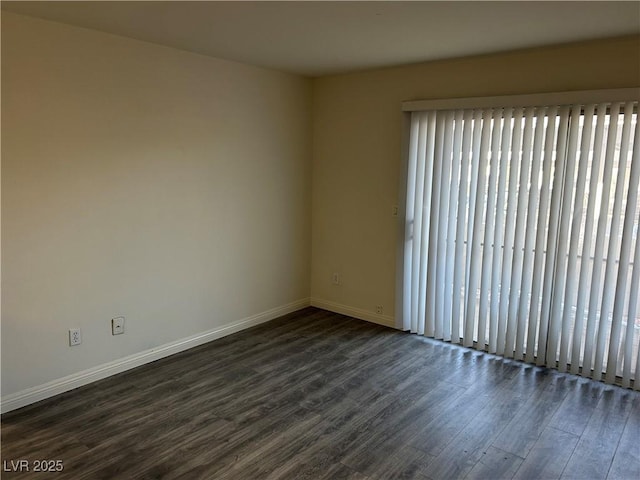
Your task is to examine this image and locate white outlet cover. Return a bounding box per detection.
[112,316,125,335]
[69,328,82,346]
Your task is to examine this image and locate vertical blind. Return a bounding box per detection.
[402,100,639,388]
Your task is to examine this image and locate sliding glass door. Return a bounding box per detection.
[402,97,639,388]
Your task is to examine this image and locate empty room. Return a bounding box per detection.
[1,1,640,479]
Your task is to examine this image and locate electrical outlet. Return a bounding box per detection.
[69,328,82,346]
[111,316,125,335]
[332,273,341,285]
[375,305,384,315]
[392,205,399,217]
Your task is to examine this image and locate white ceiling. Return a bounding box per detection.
[3,1,639,77]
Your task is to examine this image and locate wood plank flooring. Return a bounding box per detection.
[2,307,639,479]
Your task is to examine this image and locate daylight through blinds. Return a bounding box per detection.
[402,101,640,387]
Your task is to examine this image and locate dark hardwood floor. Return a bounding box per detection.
[2,307,639,479]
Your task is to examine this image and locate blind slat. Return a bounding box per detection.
[590,103,622,380]
[403,113,420,331]
[452,110,474,344]
[463,110,485,346]
[536,107,570,366]
[435,112,455,340]
[567,105,596,374]
[425,115,445,337]
[575,104,608,372]
[516,107,548,359]
[489,108,513,354]
[444,110,465,342]
[506,107,535,358]
[526,106,561,363]
[465,109,493,346]
[497,108,524,356]
[478,110,503,349]
[415,112,435,335]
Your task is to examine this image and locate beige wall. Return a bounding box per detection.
[1,13,312,397]
[310,35,640,325]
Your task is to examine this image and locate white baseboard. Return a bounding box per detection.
[1,298,310,414]
[310,298,396,329]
